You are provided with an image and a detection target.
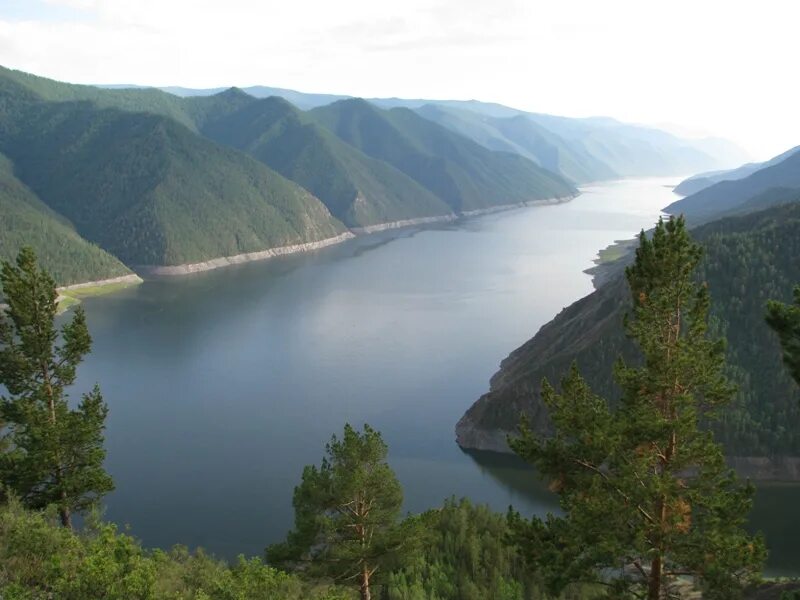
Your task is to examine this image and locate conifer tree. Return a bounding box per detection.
[509,217,765,600]
[0,247,113,528]
[766,285,800,386]
[268,423,417,600]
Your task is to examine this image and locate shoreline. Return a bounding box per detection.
[135,194,578,277]
[57,273,143,293]
[135,232,356,276]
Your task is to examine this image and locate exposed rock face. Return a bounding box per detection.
[455,273,630,453]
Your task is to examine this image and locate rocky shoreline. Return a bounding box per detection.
[135,194,578,277]
[135,232,356,276]
[57,273,143,292]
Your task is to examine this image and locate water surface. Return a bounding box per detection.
[72,179,797,573]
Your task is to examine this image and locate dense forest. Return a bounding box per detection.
[457,199,800,458]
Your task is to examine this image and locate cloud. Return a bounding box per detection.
[0,0,798,158]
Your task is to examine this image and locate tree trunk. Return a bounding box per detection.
[360,564,371,600]
[648,554,662,600]
[59,504,72,529]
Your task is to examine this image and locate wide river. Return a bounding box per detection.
[73,178,798,575]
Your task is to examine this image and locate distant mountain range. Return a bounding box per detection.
[665,148,800,224]
[456,144,800,465]
[0,65,746,285]
[673,145,800,196]
[154,83,750,184]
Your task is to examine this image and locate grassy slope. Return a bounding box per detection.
[458,200,800,457]
[0,153,131,286]
[310,99,577,212]
[193,94,453,228]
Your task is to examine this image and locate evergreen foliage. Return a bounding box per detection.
[0,153,130,286]
[0,249,114,527]
[268,424,418,600]
[509,217,765,599]
[766,285,800,387]
[459,201,800,457]
[310,99,576,213]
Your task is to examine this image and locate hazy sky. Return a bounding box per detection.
[1,0,797,159]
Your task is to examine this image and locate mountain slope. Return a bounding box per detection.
[1,100,346,267]
[0,153,132,285]
[674,145,800,196]
[413,104,618,184]
[664,149,800,224]
[191,93,454,228]
[456,202,800,458]
[310,99,577,212]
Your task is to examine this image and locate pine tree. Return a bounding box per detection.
[267,423,417,600]
[509,217,765,600]
[0,247,113,528]
[766,285,800,387]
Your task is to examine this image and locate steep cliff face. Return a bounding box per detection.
[457,202,800,463]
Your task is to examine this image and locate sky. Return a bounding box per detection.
[1,0,798,160]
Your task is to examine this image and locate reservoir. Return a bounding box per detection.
[72,178,798,574]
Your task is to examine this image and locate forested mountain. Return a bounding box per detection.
[0,153,131,285]
[0,98,346,267]
[456,200,800,458]
[664,149,800,224]
[413,104,616,184]
[310,99,576,212]
[190,93,454,228]
[0,64,746,285]
[157,82,748,179]
[674,145,800,196]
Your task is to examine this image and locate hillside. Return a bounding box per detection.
[191,93,454,228]
[0,153,131,286]
[310,99,577,212]
[414,104,617,184]
[674,145,800,196]
[0,99,347,267]
[664,149,800,224]
[456,201,800,460]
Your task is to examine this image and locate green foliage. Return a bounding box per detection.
[0,498,350,600]
[1,99,346,266]
[463,201,800,457]
[0,153,130,286]
[509,218,765,600]
[197,96,452,228]
[0,249,114,527]
[386,498,549,600]
[310,99,576,213]
[269,424,417,600]
[766,285,800,387]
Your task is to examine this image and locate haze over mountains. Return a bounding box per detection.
[0,65,747,286]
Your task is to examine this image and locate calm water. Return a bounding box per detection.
[71,179,798,574]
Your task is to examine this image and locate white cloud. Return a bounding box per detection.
[1,0,798,159]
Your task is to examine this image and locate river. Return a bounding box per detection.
[71,178,798,575]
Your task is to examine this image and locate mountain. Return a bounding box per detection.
[674,145,800,196]
[413,104,617,184]
[0,70,347,270]
[188,92,454,228]
[110,81,745,180]
[455,200,800,460]
[310,99,577,212]
[664,149,800,224]
[0,152,131,286]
